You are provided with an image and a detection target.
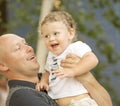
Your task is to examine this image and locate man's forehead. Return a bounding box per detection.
[0,34,24,44]
[0,34,26,53]
[0,34,22,40]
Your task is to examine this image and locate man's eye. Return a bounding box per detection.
[54,32,59,35]
[16,46,21,50]
[16,47,20,50]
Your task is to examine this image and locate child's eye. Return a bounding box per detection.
[44,35,50,39]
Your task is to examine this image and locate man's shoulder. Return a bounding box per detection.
[12,88,38,100]
[9,88,57,106]
[11,87,35,96]
[7,87,37,106]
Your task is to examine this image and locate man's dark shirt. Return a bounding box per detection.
[6,80,58,106]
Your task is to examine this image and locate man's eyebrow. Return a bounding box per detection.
[15,38,26,45]
[21,38,26,42]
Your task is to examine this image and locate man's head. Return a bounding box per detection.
[0,34,39,82]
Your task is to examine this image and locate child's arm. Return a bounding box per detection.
[41,71,49,83]
[36,71,49,91]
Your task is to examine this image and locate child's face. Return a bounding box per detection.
[41,21,75,55]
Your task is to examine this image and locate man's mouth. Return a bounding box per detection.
[27,55,36,61]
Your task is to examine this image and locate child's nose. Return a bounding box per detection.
[49,35,55,41]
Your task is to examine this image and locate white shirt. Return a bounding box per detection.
[45,41,92,99]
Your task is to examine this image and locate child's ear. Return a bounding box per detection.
[0,62,8,72]
[69,28,75,40]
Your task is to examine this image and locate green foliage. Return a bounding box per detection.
[7,0,41,29]
[5,0,42,50]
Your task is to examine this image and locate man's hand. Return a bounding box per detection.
[61,53,80,68]
[53,53,81,78]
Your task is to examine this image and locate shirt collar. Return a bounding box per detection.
[8,80,36,89]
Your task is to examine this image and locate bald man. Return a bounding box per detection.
[0,34,58,106]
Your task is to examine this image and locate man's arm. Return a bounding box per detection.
[76,72,112,106]
[56,52,98,78]
[60,53,112,106]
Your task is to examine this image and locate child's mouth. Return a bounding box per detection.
[51,43,59,49]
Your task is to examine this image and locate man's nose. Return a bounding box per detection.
[26,45,33,53]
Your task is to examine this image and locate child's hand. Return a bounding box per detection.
[36,81,49,91]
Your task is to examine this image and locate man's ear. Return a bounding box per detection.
[0,62,8,72]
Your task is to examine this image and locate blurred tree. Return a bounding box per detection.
[36,0,62,73]
[0,0,7,35]
[36,0,54,73]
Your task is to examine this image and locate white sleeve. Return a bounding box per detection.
[70,41,92,57]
